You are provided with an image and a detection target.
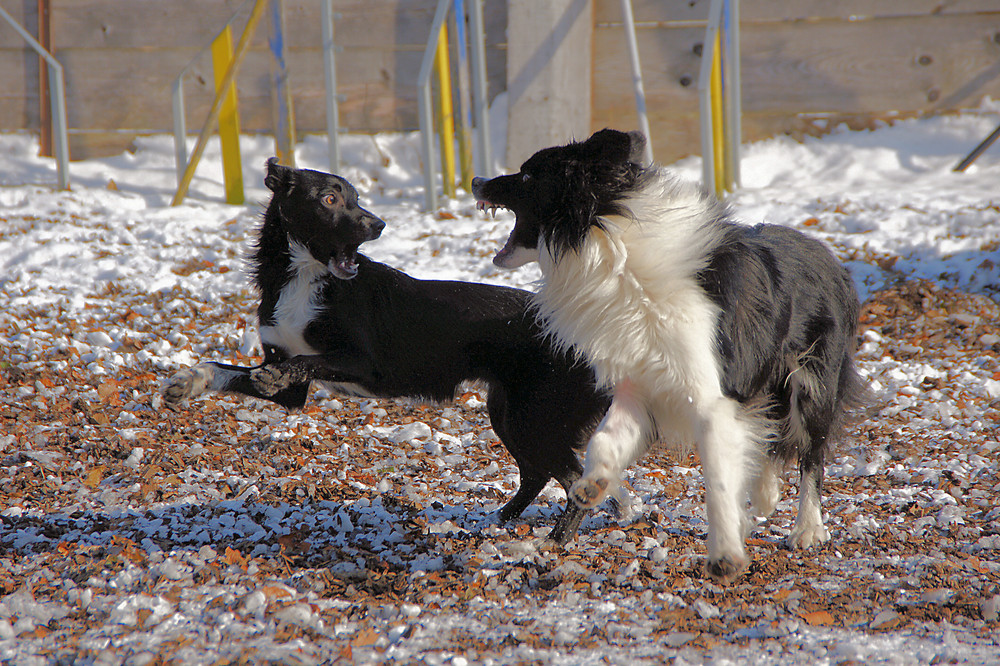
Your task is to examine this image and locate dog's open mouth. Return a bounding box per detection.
[475,200,510,219]
[476,199,517,266]
[492,233,522,268]
[328,245,360,280]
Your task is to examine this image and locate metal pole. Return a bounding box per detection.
[620,0,653,165]
[172,0,268,206]
[269,0,296,167]
[321,0,341,172]
[468,0,492,177]
[37,0,52,157]
[0,5,69,189]
[171,78,188,186]
[954,122,1000,172]
[48,62,70,191]
[417,0,453,211]
[698,0,724,194]
[722,0,741,187]
[452,0,474,191]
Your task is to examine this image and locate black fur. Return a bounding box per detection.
[698,222,867,486]
[473,129,651,263]
[164,159,610,542]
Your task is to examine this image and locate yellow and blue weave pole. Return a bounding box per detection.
[211,24,245,205]
[173,0,267,206]
[452,0,475,191]
[699,0,741,198]
[418,0,490,209]
[433,22,457,200]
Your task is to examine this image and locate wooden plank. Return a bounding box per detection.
[0,0,449,50]
[0,0,507,136]
[506,0,592,167]
[40,47,448,131]
[593,14,1000,115]
[594,0,1000,25]
[593,12,1000,163]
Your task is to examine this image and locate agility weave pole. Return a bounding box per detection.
[321,0,342,172]
[452,0,475,192]
[419,0,492,211]
[699,0,742,198]
[0,4,69,190]
[268,0,297,169]
[172,0,267,207]
[211,25,245,205]
[619,0,654,166]
[954,121,1000,173]
[434,20,458,200]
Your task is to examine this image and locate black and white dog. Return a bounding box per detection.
[472,129,866,582]
[163,159,610,542]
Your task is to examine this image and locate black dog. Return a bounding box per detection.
[163,159,609,542]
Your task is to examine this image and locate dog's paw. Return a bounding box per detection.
[569,476,609,509]
[533,535,565,552]
[705,553,750,584]
[787,522,830,549]
[162,364,213,406]
[250,365,289,396]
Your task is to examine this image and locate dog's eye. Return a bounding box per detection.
[322,194,337,206]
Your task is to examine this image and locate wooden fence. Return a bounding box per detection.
[1,1,999,164]
[594,0,1000,164]
[0,0,507,159]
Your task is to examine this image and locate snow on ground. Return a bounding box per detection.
[1,104,999,664]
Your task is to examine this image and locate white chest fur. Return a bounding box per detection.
[258,241,326,357]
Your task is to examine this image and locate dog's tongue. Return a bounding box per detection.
[329,251,359,280]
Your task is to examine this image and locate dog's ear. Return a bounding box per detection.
[584,129,637,165]
[626,130,647,165]
[264,157,295,194]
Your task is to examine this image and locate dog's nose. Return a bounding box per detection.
[471,176,486,195]
[368,216,386,239]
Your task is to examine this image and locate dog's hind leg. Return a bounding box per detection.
[789,449,828,548]
[569,379,654,510]
[499,474,549,523]
[549,502,588,545]
[783,362,836,549]
[748,456,783,519]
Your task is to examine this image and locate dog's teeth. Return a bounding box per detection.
[491,206,498,219]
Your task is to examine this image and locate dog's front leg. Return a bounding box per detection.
[569,379,653,509]
[164,361,310,409]
[694,396,754,583]
[250,354,375,396]
[163,362,221,404]
[250,357,326,396]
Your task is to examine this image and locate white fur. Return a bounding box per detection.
[494,244,540,269]
[533,171,762,574]
[255,239,373,398]
[258,240,325,357]
[162,362,248,403]
[789,472,829,548]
